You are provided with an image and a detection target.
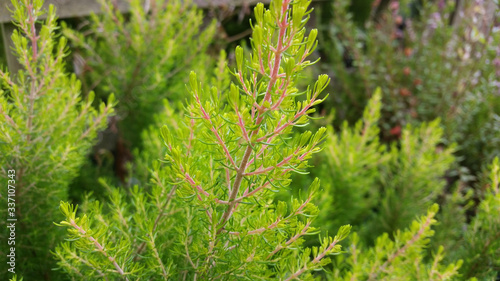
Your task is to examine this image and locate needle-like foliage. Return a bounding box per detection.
[454,157,500,279]
[62,0,216,148]
[0,0,115,278]
[323,0,500,175]
[54,0,352,279]
[315,90,455,241]
[332,204,463,281]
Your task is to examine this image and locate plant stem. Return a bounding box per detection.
[70,220,129,280]
[217,0,291,232]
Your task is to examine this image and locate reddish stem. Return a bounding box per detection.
[70,220,129,280]
[217,0,292,232]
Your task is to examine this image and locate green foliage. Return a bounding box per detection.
[429,179,474,259]
[0,0,114,278]
[453,157,500,279]
[9,275,22,281]
[316,90,455,241]
[313,92,500,279]
[134,50,232,185]
[1,0,499,280]
[315,88,387,232]
[54,0,353,279]
[378,118,455,235]
[62,0,216,148]
[331,204,463,281]
[322,0,500,174]
[64,0,218,205]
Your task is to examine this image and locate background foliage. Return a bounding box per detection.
[0,0,499,280]
[320,0,500,177]
[0,0,115,278]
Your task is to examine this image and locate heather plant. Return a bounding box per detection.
[54,0,355,279]
[428,156,500,279]
[0,0,115,279]
[330,204,463,281]
[311,89,388,234]
[375,118,455,235]
[65,0,216,148]
[1,0,498,279]
[456,157,500,279]
[133,50,231,185]
[61,0,218,204]
[311,91,455,242]
[322,0,500,175]
[310,91,499,278]
[62,0,216,148]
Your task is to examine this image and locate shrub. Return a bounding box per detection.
[134,50,232,184]
[54,0,354,279]
[0,0,114,278]
[313,90,455,241]
[63,0,218,203]
[451,157,500,279]
[312,89,387,235]
[63,0,216,148]
[322,0,500,175]
[2,0,499,279]
[313,92,499,279]
[331,204,462,281]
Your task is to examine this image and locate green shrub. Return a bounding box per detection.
[331,204,462,281]
[63,0,219,204]
[63,0,216,148]
[314,90,455,241]
[134,50,231,185]
[313,92,499,279]
[322,0,500,175]
[0,0,114,278]
[54,0,355,279]
[313,89,387,235]
[450,157,500,279]
[2,0,499,280]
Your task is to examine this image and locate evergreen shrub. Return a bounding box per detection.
[0,0,115,278]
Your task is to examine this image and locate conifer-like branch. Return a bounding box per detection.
[267,221,311,259]
[286,225,351,280]
[53,0,356,279]
[217,0,293,231]
[68,219,128,280]
[368,214,433,281]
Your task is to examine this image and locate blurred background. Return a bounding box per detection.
[1,0,499,279]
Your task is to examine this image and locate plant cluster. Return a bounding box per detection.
[63,0,216,148]
[62,0,218,199]
[321,0,500,175]
[1,0,499,280]
[310,90,454,239]
[312,91,499,279]
[0,0,114,278]
[53,0,356,279]
[331,204,463,281]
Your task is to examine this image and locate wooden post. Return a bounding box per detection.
[1,22,23,73]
